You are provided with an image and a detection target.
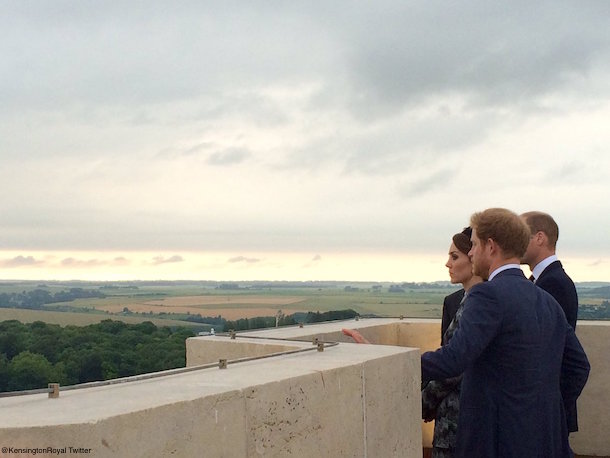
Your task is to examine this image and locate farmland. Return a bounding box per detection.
[1,279,608,328]
[0,307,201,328]
[87,294,307,320]
[0,280,452,327]
[58,283,450,318]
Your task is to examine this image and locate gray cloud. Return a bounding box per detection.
[0,2,333,117]
[206,148,251,166]
[341,121,484,176]
[1,255,43,268]
[151,255,185,265]
[228,256,261,264]
[61,257,106,267]
[183,142,215,157]
[112,257,131,266]
[399,168,455,198]
[543,161,605,185]
[1,1,610,270]
[156,142,215,160]
[2,2,608,122]
[302,254,323,269]
[341,1,610,118]
[277,97,502,176]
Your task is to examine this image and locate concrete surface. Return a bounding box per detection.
[0,330,421,457]
[0,317,606,457]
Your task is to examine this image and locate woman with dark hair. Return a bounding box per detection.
[421,227,482,458]
[341,227,482,457]
[439,227,479,339]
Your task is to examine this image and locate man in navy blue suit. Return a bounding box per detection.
[520,211,578,329]
[421,208,590,458]
[521,211,581,436]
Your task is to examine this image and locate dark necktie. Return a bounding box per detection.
[529,275,535,282]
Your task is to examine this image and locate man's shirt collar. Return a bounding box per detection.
[489,263,521,281]
[532,255,558,281]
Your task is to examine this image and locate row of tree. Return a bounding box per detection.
[224,309,359,331]
[0,288,105,310]
[0,319,194,392]
[0,309,360,392]
[578,300,610,320]
[118,308,361,332]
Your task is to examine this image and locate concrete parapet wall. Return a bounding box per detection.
[230,318,441,448]
[186,335,305,366]
[1,318,605,457]
[231,318,609,456]
[0,328,421,457]
[569,321,610,456]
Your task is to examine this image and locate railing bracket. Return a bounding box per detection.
[48,383,60,399]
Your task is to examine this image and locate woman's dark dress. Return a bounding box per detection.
[422,290,466,458]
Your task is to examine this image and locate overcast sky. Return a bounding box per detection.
[1,1,609,282]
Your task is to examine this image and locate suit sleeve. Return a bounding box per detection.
[422,284,503,383]
[560,323,590,410]
[537,274,578,329]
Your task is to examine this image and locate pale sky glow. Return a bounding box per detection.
[1,2,610,283]
[0,250,446,283]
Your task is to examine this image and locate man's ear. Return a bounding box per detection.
[487,238,498,256]
[535,231,548,247]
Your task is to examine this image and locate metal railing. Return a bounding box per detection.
[0,330,339,399]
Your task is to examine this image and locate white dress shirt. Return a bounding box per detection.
[531,254,558,283]
[489,263,521,281]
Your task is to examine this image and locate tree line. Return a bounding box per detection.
[0,319,194,392]
[578,300,610,320]
[224,309,359,331]
[0,309,360,392]
[0,288,105,310]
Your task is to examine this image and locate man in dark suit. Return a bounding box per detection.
[520,211,578,329]
[521,211,580,435]
[421,208,590,458]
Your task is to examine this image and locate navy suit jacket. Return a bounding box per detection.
[535,260,580,432]
[536,260,578,330]
[422,268,590,458]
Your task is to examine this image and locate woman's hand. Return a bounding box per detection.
[342,328,371,344]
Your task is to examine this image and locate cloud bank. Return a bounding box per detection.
[1,1,609,280]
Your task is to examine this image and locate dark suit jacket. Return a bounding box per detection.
[441,289,465,344]
[422,268,590,458]
[535,260,580,432]
[536,260,578,329]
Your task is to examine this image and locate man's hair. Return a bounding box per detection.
[521,211,559,249]
[470,208,530,258]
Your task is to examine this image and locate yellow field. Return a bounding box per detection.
[144,295,305,306]
[93,295,309,320]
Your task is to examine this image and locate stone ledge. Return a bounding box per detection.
[1,318,606,457]
[0,324,421,457]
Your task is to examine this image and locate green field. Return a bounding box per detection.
[57,283,449,317]
[0,280,452,326]
[1,279,608,326]
[0,308,204,328]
